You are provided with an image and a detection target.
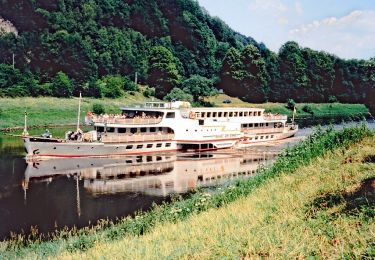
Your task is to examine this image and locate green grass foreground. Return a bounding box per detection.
[0,125,373,259]
[0,94,369,130]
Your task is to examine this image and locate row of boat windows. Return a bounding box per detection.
[125,143,172,150]
[197,170,256,182]
[196,111,262,118]
[248,135,274,141]
[242,123,270,128]
[96,127,173,134]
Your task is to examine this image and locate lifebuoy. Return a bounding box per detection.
[189,111,196,119]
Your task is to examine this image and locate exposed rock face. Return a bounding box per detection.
[0,17,18,35]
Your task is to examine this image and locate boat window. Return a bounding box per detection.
[199,120,204,126]
[255,136,258,140]
[265,136,269,139]
[249,112,253,116]
[150,127,156,132]
[213,112,217,117]
[156,143,162,148]
[244,112,248,116]
[207,112,211,118]
[166,143,171,147]
[167,128,173,133]
[234,112,238,117]
[239,112,243,117]
[258,111,262,116]
[260,136,264,139]
[141,128,147,133]
[130,128,137,134]
[229,112,233,117]
[271,135,274,138]
[266,123,269,126]
[96,127,104,132]
[255,123,259,127]
[106,127,114,133]
[137,145,143,149]
[249,123,253,127]
[157,156,162,161]
[147,144,153,148]
[218,112,222,117]
[126,145,133,149]
[166,112,175,118]
[224,112,228,117]
[118,128,126,133]
[159,127,163,132]
[146,156,153,162]
[201,112,206,118]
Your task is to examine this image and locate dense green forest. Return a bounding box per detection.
[0,0,374,112]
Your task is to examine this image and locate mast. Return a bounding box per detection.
[292,106,296,124]
[77,92,82,132]
[22,110,29,136]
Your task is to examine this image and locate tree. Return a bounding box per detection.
[148,46,181,98]
[219,47,244,97]
[278,41,309,102]
[240,44,269,102]
[164,87,193,103]
[51,71,73,97]
[182,75,215,102]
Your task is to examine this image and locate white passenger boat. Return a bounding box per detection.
[23,100,297,159]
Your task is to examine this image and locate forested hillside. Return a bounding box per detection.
[0,0,373,112]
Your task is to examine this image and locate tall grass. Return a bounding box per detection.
[0,125,372,258]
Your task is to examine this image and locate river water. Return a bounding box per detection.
[0,121,373,239]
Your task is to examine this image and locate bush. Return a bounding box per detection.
[164,88,193,103]
[124,78,139,92]
[302,105,314,115]
[328,95,338,103]
[286,99,296,110]
[99,75,124,98]
[143,87,155,98]
[92,103,105,115]
[51,71,73,97]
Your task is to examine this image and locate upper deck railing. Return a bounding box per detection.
[91,116,163,125]
[263,114,287,121]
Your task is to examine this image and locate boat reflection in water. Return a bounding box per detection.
[2,151,276,238]
[25,151,276,198]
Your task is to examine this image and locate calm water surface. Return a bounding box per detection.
[0,121,373,239]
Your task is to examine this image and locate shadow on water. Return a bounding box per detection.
[0,121,374,239]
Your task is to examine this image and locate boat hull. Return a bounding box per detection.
[24,138,179,159]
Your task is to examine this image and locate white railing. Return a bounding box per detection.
[92,117,163,125]
[101,133,174,143]
[243,128,284,134]
[263,114,287,121]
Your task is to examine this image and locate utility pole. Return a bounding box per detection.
[12,53,15,69]
[134,72,138,85]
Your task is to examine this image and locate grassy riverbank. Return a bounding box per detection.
[0,126,373,258]
[0,94,369,130]
[0,93,154,130]
[70,135,375,259]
